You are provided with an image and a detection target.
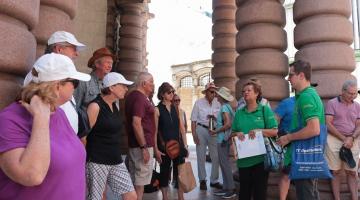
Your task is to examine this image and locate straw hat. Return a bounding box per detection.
[201,82,218,94]
[215,87,234,102]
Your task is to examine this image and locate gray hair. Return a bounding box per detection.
[44,42,71,54]
[342,80,357,91]
[136,72,153,87]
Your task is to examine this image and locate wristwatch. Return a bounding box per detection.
[140,145,146,149]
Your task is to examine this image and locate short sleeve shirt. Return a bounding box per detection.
[191,97,221,125]
[232,104,278,168]
[125,90,155,148]
[0,103,86,200]
[74,71,103,111]
[291,86,325,131]
[325,97,360,135]
[274,97,295,166]
[216,103,234,143]
[274,97,295,133]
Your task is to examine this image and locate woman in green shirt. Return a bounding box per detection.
[232,81,278,200]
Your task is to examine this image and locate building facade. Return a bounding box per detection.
[171,59,212,132]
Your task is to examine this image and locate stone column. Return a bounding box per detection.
[235,0,288,102]
[113,2,146,154]
[293,0,355,100]
[32,0,77,58]
[294,0,358,198]
[106,0,117,50]
[212,0,237,94]
[115,3,144,82]
[0,0,39,109]
[141,4,152,70]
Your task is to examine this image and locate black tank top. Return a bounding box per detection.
[86,95,123,164]
[157,103,180,142]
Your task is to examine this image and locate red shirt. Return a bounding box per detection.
[125,90,155,148]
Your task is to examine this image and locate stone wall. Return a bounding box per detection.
[0,0,39,109]
[73,0,108,73]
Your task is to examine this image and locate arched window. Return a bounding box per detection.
[199,73,211,86]
[180,76,193,88]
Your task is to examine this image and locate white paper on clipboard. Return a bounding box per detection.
[232,131,266,159]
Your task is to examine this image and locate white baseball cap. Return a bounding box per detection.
[48,31,86,51]
[103,72,134,88]
[32,53,90,83]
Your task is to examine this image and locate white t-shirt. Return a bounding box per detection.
[59,96,78,134]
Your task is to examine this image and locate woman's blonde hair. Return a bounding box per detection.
[18,69,59,111]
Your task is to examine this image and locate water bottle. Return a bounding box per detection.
[208,115,215,131]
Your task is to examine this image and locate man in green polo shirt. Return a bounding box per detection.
[278,60,325,200]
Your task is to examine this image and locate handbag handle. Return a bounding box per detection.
[268,137,283,154]
[262,105,283,153]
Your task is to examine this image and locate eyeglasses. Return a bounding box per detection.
[174,99,181,102]
[345,90,358,96]
[60,44,77,51]
[62,79,79,89]
[166,90,175,95]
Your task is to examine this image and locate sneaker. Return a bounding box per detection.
[200,180,207,190]
[213,189,227,196]
[222,191,236,199]
[210,182,223,189]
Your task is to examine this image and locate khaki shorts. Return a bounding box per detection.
[128,147,154,186]
[325,134,360,172]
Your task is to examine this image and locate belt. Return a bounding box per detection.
[197,123,209,129]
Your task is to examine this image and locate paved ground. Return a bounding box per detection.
[141,145,229,200]
[106,134,237,200]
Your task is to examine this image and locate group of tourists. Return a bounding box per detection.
[0,30,359,200]
[190,60,360,200]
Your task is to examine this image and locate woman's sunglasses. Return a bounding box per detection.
[166,90,175,95]
[62,79,79,89]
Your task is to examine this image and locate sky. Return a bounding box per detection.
[147,0,213,91]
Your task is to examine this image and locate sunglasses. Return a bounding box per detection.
[208,90,216,94]
[62,79,79,89]
[167,90,175,95]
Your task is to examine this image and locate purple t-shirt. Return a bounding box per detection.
[125,90,155,148]
[0,102,86,200]
[325,97,360,135]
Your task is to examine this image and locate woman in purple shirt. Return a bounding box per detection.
[0,53,90,200]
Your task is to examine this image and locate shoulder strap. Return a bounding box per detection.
[262,105,267,128]
[225,103,235,118]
